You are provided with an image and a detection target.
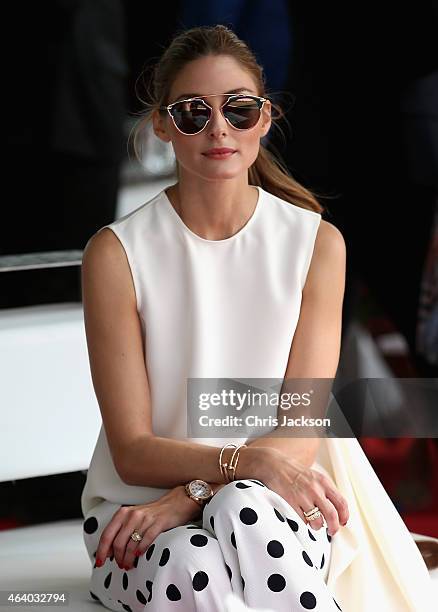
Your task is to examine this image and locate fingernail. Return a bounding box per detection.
[96,559,103,567]
[135,550,142,556]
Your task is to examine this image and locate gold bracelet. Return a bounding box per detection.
[218,443,237,483]
[227,444,247,481]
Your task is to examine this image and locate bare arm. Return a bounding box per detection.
[81,228,262,490]
[245,219,347,468]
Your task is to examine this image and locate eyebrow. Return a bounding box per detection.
[173,88,256,101]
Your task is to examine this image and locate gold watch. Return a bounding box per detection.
[184,479,214,506]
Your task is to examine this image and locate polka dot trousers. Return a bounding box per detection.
[82,479,344,611]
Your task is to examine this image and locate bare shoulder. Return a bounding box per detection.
[314,219,346,256]
[303,219,346,296]
[82,227,137,311]
[83,226,125,265]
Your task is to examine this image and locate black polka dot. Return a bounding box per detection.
[133,555,139,569]
[267,573,286,592]
[302,550,313,567]
[326,528,332,543]
[267,540,284,558]
[274,508,285,522]
[333,597,342,610]
[145,543,155,560]
[239,507,258,525]
[241,575,245,590]
[300,591,317,609]
[92,551,96,558]
[159,548,170,566]
[308,528,317,541]
[121,603,132,612]
[122,572,128,590]
[320,553,325,568]
[210,515,215,530]
[190,534,208,547]
[83,516,98,534]
[193,571,209,591]
[136,590,147,605]
[110,554,114,562]
[89,591,100,602]
[286,517,299,532]
[145,580,153,602]
[235,482,251,489]
[103,571,112,589]
[231,531,237,548]
[166,584,181,601]
[225,563,232,580]
[186,525,200,529]
[249,479,265,487]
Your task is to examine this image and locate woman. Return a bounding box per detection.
[80,25,433,612]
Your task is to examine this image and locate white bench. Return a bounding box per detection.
[0,251,102,611]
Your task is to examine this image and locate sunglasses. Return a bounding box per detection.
[160,93,269,135]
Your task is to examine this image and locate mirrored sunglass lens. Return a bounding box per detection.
[224,97,261,129]
[171,100,210,134]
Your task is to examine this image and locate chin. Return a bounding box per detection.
[199,161,246,181]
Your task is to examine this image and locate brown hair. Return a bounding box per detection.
[131,24,326,214]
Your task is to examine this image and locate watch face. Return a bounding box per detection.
[189,479,212,499]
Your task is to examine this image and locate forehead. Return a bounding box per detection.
[168,55,258,101]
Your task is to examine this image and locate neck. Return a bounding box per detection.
[166,180,258,241]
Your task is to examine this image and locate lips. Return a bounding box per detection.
[203,148,237,155]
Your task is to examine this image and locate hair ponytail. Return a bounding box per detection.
[249,144,324,213]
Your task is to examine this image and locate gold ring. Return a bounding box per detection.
[303,506,320,517]
[305,510,322,521]
[130,530,143,543]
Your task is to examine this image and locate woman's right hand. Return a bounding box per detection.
[240,446,349,536]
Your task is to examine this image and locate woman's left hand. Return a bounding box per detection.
[95,485,203,571]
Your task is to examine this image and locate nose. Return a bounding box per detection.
[206,101,229,137]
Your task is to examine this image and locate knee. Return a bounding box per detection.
[152,525,225,573]
[206,478,268,513]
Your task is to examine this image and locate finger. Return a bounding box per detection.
[95,515,125,567]
[301,502,325,531]
[323,485,350,526]
[289,493,322,530]
[107,544,114,563]
[316,496,339,536]
[122,519,153,570]
[95,543,115,568]
[120,511,157,570]
[316,471,350,525]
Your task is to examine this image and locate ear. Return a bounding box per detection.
[152,109,172,143]
[260,100,272,139]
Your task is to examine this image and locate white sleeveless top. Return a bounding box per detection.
[81,185,323,517]
[80,185,436,611]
